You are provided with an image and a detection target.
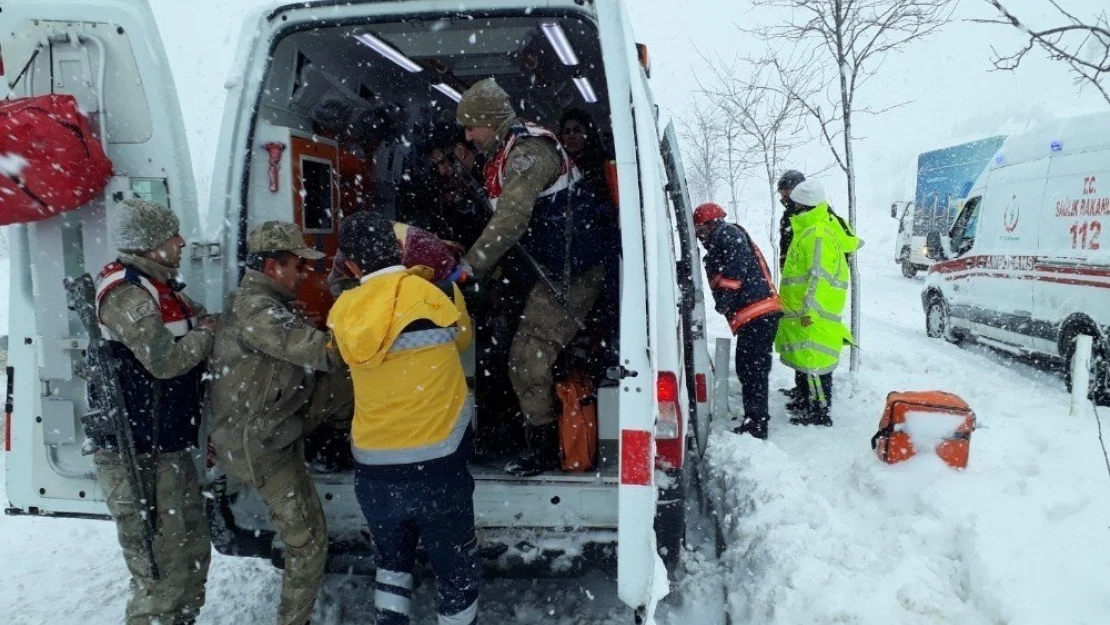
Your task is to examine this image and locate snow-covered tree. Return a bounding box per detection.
[678,100,725,207]
[980,0,1110,106]
[699,55,809,281]
[750,0,956,374]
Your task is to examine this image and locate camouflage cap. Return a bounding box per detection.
[456,77,516,128]
[247,221,325,259]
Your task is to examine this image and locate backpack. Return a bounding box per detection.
[0,95,113,225]
[556,369,598,472]
[871,391,976,469]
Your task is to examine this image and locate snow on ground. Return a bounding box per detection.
[4,220,1110,623]
[701,240,1110,625]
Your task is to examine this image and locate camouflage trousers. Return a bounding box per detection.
[94,449,211,625]
[225,443,328,625]
[509,264,605,427]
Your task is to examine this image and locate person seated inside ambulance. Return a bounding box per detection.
[559,108,621,379]
[429,137,491,250]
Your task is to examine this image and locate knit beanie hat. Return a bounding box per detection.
[456,78,516,127]
[789,179,826,208]
[339,211,401,275]
[777,169,806,191]
[111,198,180,253]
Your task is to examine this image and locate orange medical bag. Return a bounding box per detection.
[557,370,598,473]
[871,391,976,469]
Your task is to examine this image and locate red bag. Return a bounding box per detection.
[0,95,113,225]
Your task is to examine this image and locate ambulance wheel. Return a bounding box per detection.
[1065,332,1110,407]
[901,259,918,279]
[926,298,960,344]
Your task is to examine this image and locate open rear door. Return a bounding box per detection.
[596,0,670,615]
[661,121,717,457]
[2,0,199,516]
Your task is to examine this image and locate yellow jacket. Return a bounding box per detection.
[327,266,472,467]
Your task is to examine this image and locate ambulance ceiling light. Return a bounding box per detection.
[573,75,598,103]
[433,83,462,102]
[355,32,423,73]
[1050,139,1062,153]
[994,152,1004,166]
[541,22,579,66]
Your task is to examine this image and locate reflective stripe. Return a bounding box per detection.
[377,568,414,591]
[353,401,473,465]
[802,296,843,323]
[710,274,743,290]
[375,589,412,616]
[729,296,782,333]
[389,327,458,353]
[780,276,808,286]
[439,600,478,625]
[779,340,842,358]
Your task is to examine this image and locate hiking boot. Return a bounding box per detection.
[784,399,808,413]
[789,411,833,427]
[732,418,768,440]
[778,386,804,400]
[504,422,560,476]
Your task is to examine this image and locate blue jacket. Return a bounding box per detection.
[703,222,783,333]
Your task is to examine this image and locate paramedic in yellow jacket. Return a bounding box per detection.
[327,211,480,625]
[775,179,861,427]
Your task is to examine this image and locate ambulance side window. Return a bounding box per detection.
[949,196,982,256]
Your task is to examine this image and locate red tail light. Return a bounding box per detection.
[655,371,683,469]
[695,373,708,403]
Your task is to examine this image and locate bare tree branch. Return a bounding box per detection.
[981,0,1110,106]
[745,0,957,375]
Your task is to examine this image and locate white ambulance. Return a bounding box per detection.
[923,111,1110,404]
[1,0,721,616]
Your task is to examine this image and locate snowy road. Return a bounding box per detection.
[3,245,1110,624]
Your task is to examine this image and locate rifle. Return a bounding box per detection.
[65,274,161,580]
[512,244,586,332]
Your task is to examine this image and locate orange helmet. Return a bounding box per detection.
[693,202,727,227]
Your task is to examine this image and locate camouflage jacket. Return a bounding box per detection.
[208,269,343,481]
[464,117,563,274]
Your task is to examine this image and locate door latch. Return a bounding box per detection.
[606,365,639,381]
[191,242,222,260]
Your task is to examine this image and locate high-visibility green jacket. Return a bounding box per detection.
[775,203,861,375]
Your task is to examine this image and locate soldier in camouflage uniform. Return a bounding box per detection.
[209,221,353,625]
[457,78,608,476]
[94,199,217,625]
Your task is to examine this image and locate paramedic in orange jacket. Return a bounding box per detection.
[694,203,783,439]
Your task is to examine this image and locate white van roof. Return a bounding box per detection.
[991,110,1110,170]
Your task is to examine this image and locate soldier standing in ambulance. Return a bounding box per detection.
[94,199,217,625]
[455,77,607,476]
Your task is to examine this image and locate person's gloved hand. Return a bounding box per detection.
[327,250,356,297]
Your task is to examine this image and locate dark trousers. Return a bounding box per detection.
[735,314,780,424]
[794,370,834,415]
[354,468,481,625]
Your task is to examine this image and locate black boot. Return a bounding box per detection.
[504,422,560,476]
[789,407,833,427]
[732,418,768,440]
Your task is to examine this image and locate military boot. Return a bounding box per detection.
[504,422,560,477]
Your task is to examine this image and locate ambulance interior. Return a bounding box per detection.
[240,14,625,484]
